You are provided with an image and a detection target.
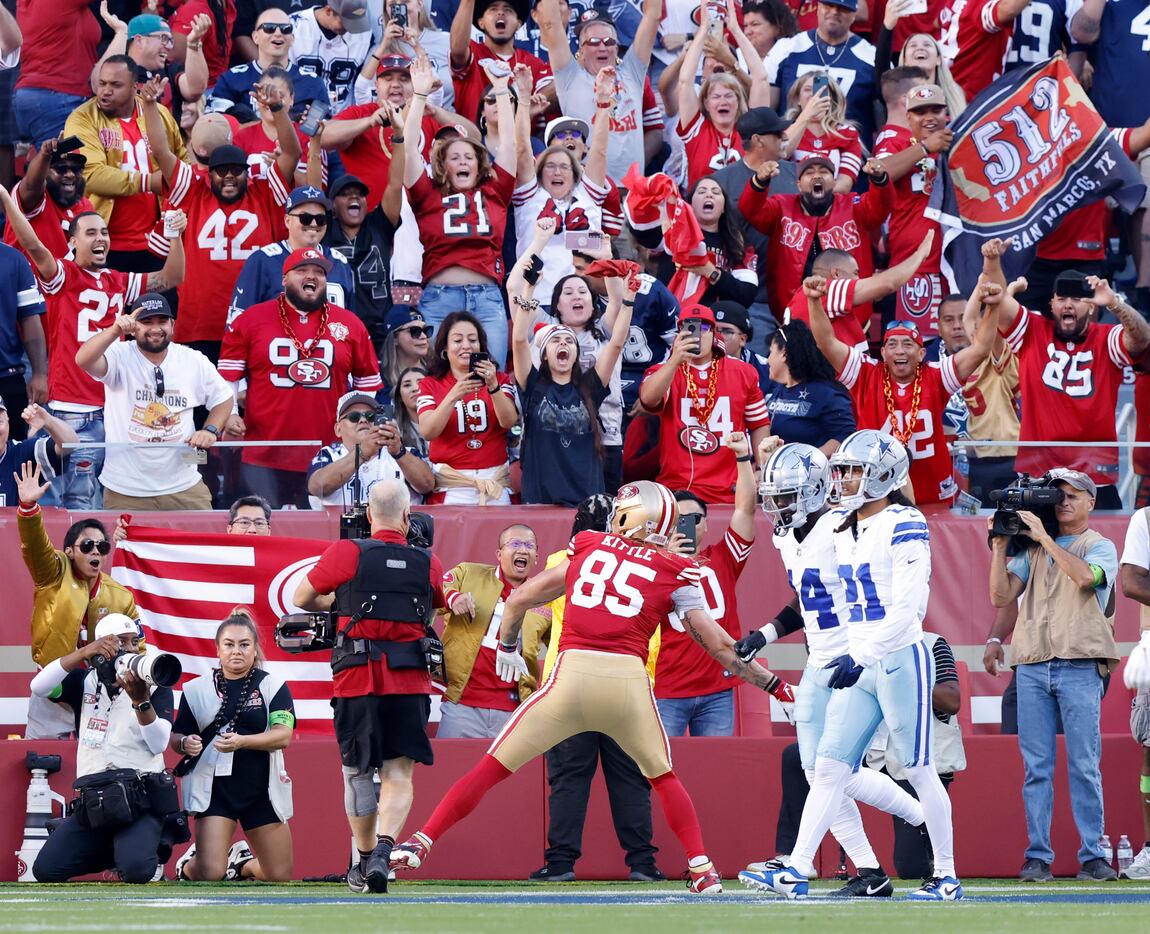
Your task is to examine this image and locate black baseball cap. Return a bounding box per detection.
[713,301,752,338]
[329,175,370,200]
[207,144,249,171]
[737,107,790,141]
[474,0,530,26]
[129,292,175,319]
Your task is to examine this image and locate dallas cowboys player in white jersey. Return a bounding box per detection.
[752,430,962,901]
[733,442,926,899]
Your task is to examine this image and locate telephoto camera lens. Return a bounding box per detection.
[114,652,183,688]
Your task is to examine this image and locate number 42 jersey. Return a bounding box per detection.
[558,530,706,661]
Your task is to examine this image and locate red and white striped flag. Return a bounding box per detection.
[111,525,335,733]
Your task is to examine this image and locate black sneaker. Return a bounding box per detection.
[365,842,392,893]
[629,866,667,882]
[829,866,893,898]
[1077,858,1118,881]
[347,861,369,894]
[1019,858,1054,882]
[528,864,576,882]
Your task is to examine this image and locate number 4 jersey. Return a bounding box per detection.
[164,159,289,344]
[39,259,143,408]
[558,530,706,662]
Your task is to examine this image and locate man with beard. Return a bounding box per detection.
[450,0,554,128]
[988,240,1150,508]
[0,185,185,510]
[64,55,188,273]
[805,272,997,505]
[141,75,299,361]
[74,292,234,510]
[228,186,357,319]
[218,247,383,508]
[2,138,96,263]
[739,155,893,325]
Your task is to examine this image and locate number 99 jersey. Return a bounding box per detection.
[557,530,706,662]
[773,510,851,669]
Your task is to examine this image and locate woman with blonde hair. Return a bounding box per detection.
[170,609,295,882]
[782,72,863,193]
[892,31,966,118]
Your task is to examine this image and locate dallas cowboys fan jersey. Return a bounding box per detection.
[773,509,851,669]
[832,504,931,669]
[228,240,355,326]
[1066,0,1150,126]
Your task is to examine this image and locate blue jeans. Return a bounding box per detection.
[43,408,104,510]
[1016,659,1105,865]
[656,689,734,737]
[13,88,90,148]
[419,284,509,370]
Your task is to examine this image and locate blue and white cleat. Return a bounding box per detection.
[907,875,964,900]
[738,863,809,899]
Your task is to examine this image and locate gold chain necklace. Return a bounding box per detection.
[682,356,721,427]
[882,364,923,445]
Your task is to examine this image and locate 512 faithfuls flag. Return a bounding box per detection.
[926,57,1145,293]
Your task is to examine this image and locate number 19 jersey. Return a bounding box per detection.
[773,510,851,668]
[558,530,706,662]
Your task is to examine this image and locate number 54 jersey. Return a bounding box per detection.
[773,510,852,669]
[558,530,706,662]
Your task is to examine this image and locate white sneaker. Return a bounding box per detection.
[225,840,255,880]
[175,844,196,882]
[1121,847,1150,880]
[744,856,818,878]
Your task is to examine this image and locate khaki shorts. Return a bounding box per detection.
[102,479,213,511]
[487,649,673,778]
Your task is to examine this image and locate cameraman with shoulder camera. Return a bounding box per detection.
[28,613,179,884]
[987,468,1120,883]
[292,478,447,895]
[307,392,433,509]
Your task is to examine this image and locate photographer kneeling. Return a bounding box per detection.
[292,478,447,895]
[29,614,179,884]
[986,469,1120,883]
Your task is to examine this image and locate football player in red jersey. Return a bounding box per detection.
[984,237,1150,508]
[141,75,299,360]
[639,303,771,505]
[806,272,996,504]
[0,185,186,509]
[390,480,786,894]
[217,247,383,508]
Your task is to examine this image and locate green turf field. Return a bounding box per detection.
[1,880,1149,934]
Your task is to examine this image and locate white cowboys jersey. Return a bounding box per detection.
[773,509,851,668]
[832,504,931,668]
[289,8,373,113]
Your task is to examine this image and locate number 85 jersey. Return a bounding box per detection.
[774,510,851,669]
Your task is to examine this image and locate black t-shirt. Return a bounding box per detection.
[324,209,398,346]
[173,668,294,791]
[519,366,608,506]
[56,667,175,734]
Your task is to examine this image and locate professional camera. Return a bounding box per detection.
[989,473,1064,552]
[91,651,182,692]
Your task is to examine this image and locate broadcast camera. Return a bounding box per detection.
[988,473,1064,553]
[91,650,182,692]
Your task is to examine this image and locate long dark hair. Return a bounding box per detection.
[689,178,746,270]
[393,365,429,455]
[536,351,604,458]
[745,0,799,39]
[426,310,490,379]
[771,319,838,383]
[206,0,230,60]
[835,487,915,535]
[549,274,607,342]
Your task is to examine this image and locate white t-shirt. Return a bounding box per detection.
[96,341,233,496]
[1121,509,1150,569]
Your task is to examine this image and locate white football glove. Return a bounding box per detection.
[495,647,529,683]
[1124,632,1150,690]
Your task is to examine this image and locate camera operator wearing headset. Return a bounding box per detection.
[986,468,1120,883]
[28,613,179,884]
[293,477,448,895]
[307,392,434,509]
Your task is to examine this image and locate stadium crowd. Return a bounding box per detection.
[4,0,1150,899]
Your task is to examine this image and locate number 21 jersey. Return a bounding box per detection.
[559,530,705,662]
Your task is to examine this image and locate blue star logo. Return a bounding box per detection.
[871,437,893,458]
[796,452,814,473]
[798,389,809,400]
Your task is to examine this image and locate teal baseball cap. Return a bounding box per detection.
[127,14,171,40]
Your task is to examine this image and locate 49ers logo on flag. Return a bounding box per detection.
[288,358,331,385]
[679,426,720,454]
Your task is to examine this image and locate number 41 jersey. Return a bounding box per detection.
[558,530,706,662]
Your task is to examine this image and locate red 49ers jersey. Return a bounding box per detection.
[1005,308,1130,484]
[641,355,769,504]
[106,113,164,252]
[939,0,1013,99]
[655,527,752,699]
[559,529,704,662]
[839,346,963,503]
[39,259,143,408]
[785,278,867,348]
[677,111,744,188]
[415,371,517,471]
[166,160,290,344]
[408,165,515,283]
[217,298,382,471]
[2,183,96,262]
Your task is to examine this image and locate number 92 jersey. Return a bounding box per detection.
[773,510,851,669]
[558,530,706,662]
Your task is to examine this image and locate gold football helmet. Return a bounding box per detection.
[609,481,679,547]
